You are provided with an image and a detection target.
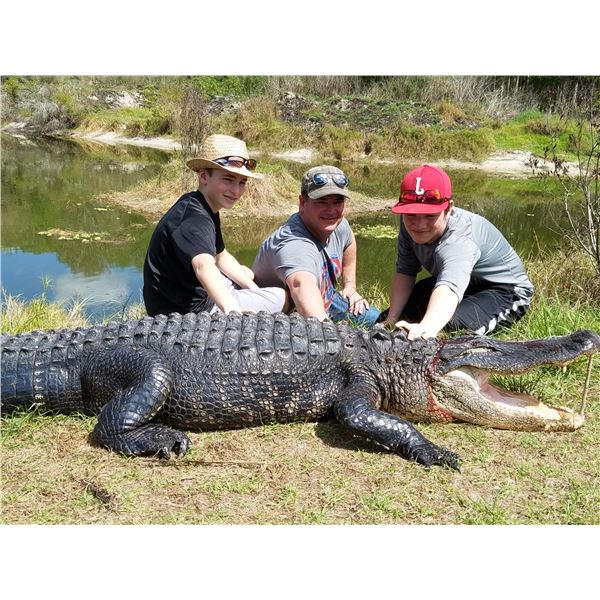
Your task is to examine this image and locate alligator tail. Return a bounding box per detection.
[1,343,83,414]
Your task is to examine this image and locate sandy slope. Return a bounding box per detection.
[68,130,563,178]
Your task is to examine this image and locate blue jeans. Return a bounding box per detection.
[327,291,381,328]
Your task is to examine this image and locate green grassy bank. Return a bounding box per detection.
[2,75,598,163]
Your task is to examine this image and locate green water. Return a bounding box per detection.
[1,134,564,320]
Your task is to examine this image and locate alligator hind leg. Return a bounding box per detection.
[334,373,461,470]
[82,346,191,458]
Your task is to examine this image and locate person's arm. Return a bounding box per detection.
[382,272,416,327]
[397,284,459,340]
[338,233,369,316]
[285,271,328,321]
[215,249,258,290]
[191,252,241,314]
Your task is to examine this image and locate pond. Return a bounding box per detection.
[0,134,566,321]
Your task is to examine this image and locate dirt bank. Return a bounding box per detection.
[68,130,564,222]
[68,129,552,178]
[70,129,183,152]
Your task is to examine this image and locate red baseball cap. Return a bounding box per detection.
[391,164,452,214]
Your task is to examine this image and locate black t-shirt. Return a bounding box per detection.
[143,190,225,316]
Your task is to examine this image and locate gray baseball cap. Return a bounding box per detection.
[300,165,350,200]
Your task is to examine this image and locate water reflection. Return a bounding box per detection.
[51,267,144,314]
[1,134,167,318]
[1,135,566,321]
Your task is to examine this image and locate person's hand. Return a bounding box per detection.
[340,286,369,316]
[394,320,437,340]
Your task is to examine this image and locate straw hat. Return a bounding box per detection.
[186,134,263,179]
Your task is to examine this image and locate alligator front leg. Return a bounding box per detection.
[334,374,461,470]
[82,347,191,458]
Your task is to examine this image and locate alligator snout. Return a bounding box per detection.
[427,329,599,431]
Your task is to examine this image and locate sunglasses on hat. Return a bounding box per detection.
[399,189,448,204]
[308,172,349,188]
[213,156,257,171]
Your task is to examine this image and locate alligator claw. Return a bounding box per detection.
[174,436,192,456]
[439,449,461,472]
[412,444,461,471]
[157,447,171,460]
[152,430,192,459]
[94,423,192,458]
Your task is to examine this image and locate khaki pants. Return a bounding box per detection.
[209,274,287,314]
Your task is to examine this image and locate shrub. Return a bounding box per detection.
[190,76,268,99]
[232,96,279,144]
[1,76,22,101]
[218,96,309,151]
[26,98,74,132]
[147,107,172,136]
[318,124,365,160]
[437,100,467,127]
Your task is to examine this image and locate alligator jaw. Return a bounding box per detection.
[426,329,599,431]
[431,366,585,432]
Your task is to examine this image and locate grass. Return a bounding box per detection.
[206,100,579,164]
[0,291,89,333]
[492,110,594,160]
[3,395,598,525]
[95,155,393,223]
[369,122,495,162]
[2,246,599,524]
[207,105,496,162]
[79,107,171,137]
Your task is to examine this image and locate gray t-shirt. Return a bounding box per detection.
[252,213,352,310]
[396,207,534,303]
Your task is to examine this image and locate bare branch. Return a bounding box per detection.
[532,91,600,276]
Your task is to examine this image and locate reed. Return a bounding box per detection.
[0,292,89,334]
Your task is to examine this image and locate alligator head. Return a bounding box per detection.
[386,329,600,431]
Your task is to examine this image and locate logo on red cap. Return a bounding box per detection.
[391,165,452,215]
[414,177,425,196]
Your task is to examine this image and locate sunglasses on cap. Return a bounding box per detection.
[308,172,349,188]
[213,156,257,171]
[399,189,448,204]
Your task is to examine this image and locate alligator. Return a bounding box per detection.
[1,311,598,470]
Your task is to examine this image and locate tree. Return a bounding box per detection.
[178,85,210,167]
[528,100,600,278]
